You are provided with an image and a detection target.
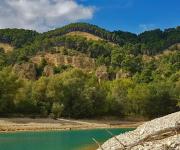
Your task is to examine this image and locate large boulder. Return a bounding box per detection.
[99,111,180,150]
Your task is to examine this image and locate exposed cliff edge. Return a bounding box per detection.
[98,111,180,150]
[31,53,95,70]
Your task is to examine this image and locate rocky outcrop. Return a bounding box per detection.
[30,55,44,66]
[43,65,54,77]
[13,63,36,80]
[31,53,95,70]
[98,111,180,150]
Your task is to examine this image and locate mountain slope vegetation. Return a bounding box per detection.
[0,23,179,119]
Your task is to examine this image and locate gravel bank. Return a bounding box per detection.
[99,111,180,150]
[0,118,142,133]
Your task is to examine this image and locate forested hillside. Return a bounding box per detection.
[0,23,179,119]
[0,29,39,48]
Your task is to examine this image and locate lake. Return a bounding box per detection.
[0,128,133,150]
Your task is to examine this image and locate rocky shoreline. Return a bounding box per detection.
[98,111,180,150]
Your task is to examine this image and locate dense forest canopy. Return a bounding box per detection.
[0,23,179,119]
[0,29,39,48]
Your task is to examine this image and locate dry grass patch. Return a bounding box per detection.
[67,31,103,41]
[0,43,14,53]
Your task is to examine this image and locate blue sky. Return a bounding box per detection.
[0,0,179,33]
[78,0,180,33]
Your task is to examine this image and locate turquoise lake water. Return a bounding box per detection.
[0,128,132,150]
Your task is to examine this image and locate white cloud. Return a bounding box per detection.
[0,0,95,32]
[139,24,156,32]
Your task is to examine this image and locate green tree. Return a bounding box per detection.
[127,84,151,116]
[146,82,178,118]
[51,103,64,119]
[121,55,142,74]
[106,79,134,116]
[15,80,37,115]
[111,48,124,67]
[32,77,50,116]
[0,68,21,115]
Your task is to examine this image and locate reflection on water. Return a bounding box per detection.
[0,128,133,150]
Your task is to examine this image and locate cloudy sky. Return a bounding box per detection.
[0,0,179,33]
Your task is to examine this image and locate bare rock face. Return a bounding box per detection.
[13,63,36,80]
[31,53,95,70]
[95,66,108,82]
[30,55,43,65]
[43,65,54,77]
[72,55,95,69]
[98,111,180,150]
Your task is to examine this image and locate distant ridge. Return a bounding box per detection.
[0,22,179,55]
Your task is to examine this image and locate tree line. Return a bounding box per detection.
[0,64,179,119]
